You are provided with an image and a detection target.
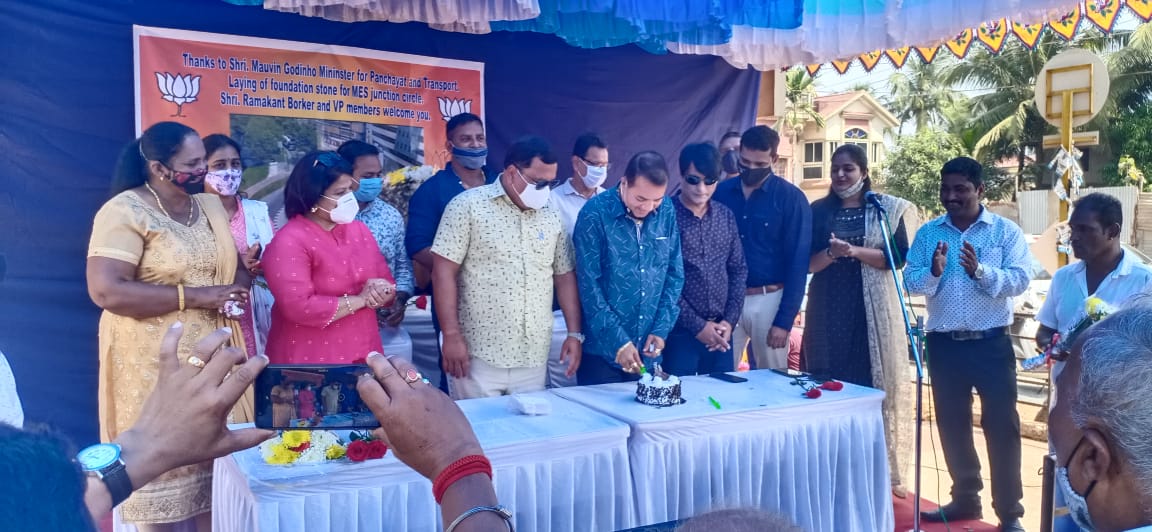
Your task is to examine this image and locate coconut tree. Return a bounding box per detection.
[777,69,826,179]
[888,60,958,135]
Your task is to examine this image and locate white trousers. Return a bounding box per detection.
[379,325,413,361]
[545,310,578,388]
[446,356,547,400]
[733,290,789,370]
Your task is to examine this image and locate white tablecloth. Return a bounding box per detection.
[553,370,894,532]
[212,392,636,532]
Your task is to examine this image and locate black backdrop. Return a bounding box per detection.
[0,0,759,445]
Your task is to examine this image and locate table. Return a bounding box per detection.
[212,392,636,532]
[553,370,894,532]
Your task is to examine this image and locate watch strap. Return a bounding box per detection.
[101,462,134,508]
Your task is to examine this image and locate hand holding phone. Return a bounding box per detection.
[255,365,379,430]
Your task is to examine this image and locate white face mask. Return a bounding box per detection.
[515,168,550,210]
[205,168,242,196]
[581,163,608,189]
[319,192,359,224]
[834,177,865,199]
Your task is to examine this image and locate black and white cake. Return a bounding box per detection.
[636,373,682,406]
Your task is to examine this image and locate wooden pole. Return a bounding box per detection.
[1058,90,1074,268]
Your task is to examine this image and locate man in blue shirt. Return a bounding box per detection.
[713,126,812,372]
[405,113,497,390]
[906,157,1031,532]
[573,151,684,384]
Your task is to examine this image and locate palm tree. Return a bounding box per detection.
[776,69,826,180]
[888,60,958,135]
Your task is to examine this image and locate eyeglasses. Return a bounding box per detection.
[516,167,556,190]
[582,158,610,170]
[683,174,720,186]
[312,151,344,169]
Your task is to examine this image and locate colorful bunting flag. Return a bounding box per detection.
[859,50,884,72]
[1129,0,1152,21]
[884,47,912,69]
[830,59,853,74]
[1049,8,1083,40]
[1011,21,1045,49]
[805,64,822,76]
[977,18,1010,53]
[1085,0,1122,32]
[944,29,975,58]
[914,46,940,63]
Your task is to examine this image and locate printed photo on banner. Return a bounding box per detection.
[134,25,484,222]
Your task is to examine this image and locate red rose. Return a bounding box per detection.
[820,380,844,391]
[414,295,428,310]
[346,440,371,462]
[805,388,822,399]
[366,440,388,459]
[288,441,311,453]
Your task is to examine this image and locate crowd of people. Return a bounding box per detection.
[2,110,1149,532]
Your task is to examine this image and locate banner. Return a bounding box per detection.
[135,26,483,221]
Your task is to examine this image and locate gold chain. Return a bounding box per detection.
[145,182,195,225]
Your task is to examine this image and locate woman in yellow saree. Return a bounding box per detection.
[86,121,252,531]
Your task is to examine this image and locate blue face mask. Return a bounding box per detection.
[354,177,384,202]
[451,144,488,170]
[1056,438,1098,531]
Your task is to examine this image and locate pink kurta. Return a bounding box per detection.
[263,216,393,364]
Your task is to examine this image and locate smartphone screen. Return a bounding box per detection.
[709,372,748,383]
[254,365,379,430]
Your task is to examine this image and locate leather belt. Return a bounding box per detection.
[745,284,783,295]
[928,326,1010,342]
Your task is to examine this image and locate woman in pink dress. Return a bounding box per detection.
[263,151,397,364]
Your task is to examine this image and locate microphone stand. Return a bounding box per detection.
[870,195,926,532]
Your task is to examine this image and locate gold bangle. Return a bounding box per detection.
[177,284,185,311]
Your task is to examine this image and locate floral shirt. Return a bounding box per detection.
[356,198,415,296]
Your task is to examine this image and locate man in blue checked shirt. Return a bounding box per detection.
[906,157,1032,532]
[573,151,685,385]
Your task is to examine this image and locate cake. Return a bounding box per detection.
[636,373,682,406]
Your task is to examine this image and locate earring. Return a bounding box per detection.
[310,206,318,213]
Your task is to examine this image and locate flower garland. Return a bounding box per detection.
[259,429,388,465]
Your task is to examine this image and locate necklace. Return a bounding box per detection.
[145,183,195,225]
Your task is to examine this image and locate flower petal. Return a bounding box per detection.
[190,76,201,97]
[155,72,169,95]
[173,75,188,98]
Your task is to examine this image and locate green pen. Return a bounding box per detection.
[708,396,722,410]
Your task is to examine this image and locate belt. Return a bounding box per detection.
[746,284,783,295]
[928,326,1010,342]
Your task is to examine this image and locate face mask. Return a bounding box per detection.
[451,144,488,170]
[835,178,866,199]
[739,167,773,188]
[353,177,384,202]
[722,150,741,175]
[581,163,608,189]
[205,169,242,196]
[318,192,359,224]
[515,168,551,210]
[1056,438,1098,531]
[166,166,207,194]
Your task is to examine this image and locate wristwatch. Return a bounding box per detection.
[567,332,585,343]
[77,443,133,508]
[974,264,986,280]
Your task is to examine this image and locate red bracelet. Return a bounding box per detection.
[433,455,492,504]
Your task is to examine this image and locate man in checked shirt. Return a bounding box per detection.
[906,156,1032,532]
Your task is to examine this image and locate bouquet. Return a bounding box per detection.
[1022,296,1113,370]
[381,165,437,220]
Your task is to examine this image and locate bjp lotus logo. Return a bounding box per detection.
[155,73,201,117]
[437,97,472,121]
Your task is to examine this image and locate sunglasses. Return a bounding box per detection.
[312,151,344,169]
[683,174,720,186]
[516,167,556,190]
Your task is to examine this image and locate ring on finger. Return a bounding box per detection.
[402,368,423,384]
[187,355,207,369]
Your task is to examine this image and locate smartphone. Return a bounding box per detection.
[769,368,809,379]
[254,365,379,430]
[709,372,748,383]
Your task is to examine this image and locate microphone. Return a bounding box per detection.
[864,191,886,212]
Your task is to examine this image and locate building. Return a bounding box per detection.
[772,90,900,202]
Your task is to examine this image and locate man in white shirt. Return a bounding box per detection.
[545,133,608,387]
[906,157,1032,532]
[1050,300,1152,532]
[1036,193,1152,532]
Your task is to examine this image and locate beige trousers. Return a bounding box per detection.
[733,290,789,370]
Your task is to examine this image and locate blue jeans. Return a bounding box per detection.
[577,353,642,385]
[661,327,735,376]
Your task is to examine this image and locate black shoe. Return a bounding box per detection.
[999,518,1026,532]
[919,501,982,522]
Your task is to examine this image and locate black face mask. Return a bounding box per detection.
[165,166,208,195]
[739,167,772,187]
